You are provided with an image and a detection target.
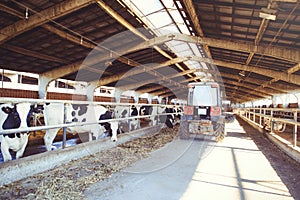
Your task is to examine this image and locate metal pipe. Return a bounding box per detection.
[62,103,67,149]
[293,110,298,147]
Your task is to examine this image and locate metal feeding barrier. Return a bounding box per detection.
[236,107,300,148]
[0,97,183,148]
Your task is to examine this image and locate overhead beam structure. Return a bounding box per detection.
[224,84,267,98]
[220,73,288,93]
[2,1,297,89]
[215,60,300,85]
[0,0,94,44]
[117,69,192,91]
[223,79,272,96]
[95,0,188,75]
[133,33,300,63]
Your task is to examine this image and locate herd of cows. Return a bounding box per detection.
[0,102,183,162]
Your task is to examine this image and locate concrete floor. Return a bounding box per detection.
[84,119,293,200]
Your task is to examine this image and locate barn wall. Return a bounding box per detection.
[0,88,115,102]
[120,98,135,103]
[0,88,39,98]
[94,96,116,102]
[47,92,87,101]
[138,98,148,104]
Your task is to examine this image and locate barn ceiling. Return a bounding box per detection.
[0,0,299,103]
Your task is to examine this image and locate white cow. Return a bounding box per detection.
[43,103,118,151]
[0,103,35,162]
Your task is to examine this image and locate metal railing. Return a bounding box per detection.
[0,97,183,148]
[235,107,299,147]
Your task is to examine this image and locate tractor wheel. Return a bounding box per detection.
[179,120,190,139]
[213,122,225,142]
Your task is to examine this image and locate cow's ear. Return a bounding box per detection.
[2,106,13,114]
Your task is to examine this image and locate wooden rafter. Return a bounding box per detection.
[0,0,94,44]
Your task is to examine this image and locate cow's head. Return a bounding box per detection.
[130,105,138,116]
[110,121,118,142]
[1,102,37,140]
[1,103,42,129]
[140,106,152,116]
[1,104,21,130]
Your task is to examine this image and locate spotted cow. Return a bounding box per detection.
[43,103,118,151]
[114,105,140,133]
[0,102,40,162]
[165,106,183,126]
[139,105,174,128]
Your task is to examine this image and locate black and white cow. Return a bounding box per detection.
[43,103,118,151]
[0,103,40,162]
[165,106,183,125]
[173,106,183,121]
[139,105,174,128]
[130,105,139,130]
[114,105,140,132]
[164,107,176,128]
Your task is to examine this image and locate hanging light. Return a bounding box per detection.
[25,8,29,19]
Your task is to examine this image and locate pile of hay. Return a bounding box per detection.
[0,125,179,199]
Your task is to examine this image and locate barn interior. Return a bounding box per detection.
[0,0,299,104]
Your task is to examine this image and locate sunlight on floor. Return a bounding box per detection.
[180,119,293,200]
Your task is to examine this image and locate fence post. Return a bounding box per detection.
[62,103,67,149]
[270,110,273,133]
[259,107,262,126]
[248,108,250,120]
[128,105,131,132]
[293,110,298,147]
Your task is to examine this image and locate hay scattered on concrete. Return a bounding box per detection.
[0,125,179,199]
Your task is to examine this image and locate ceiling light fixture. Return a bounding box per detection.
[238,71,246,77]
[259,8,277,21]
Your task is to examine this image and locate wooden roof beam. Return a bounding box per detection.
[251,62,300,93]
[223,79,272,96]
[180,0,212,59]
[226,93,255,103]
[1,43,68,64]
[287,63,300,74]
[42,27,214,82]
[224,84,267,99]
[117,68,191,91]
[201,37,300,63]
[0,0,94,44]
[89,57,188,88]
[215,60,300,85]
[136,85,167,94]
[0,3,23,18]
[220,72,286,93]
[138,33,300,63]
[95,0,188,74]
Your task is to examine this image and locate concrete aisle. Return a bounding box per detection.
[84,119,293,200]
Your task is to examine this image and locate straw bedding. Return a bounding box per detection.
[0,125,179,199]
